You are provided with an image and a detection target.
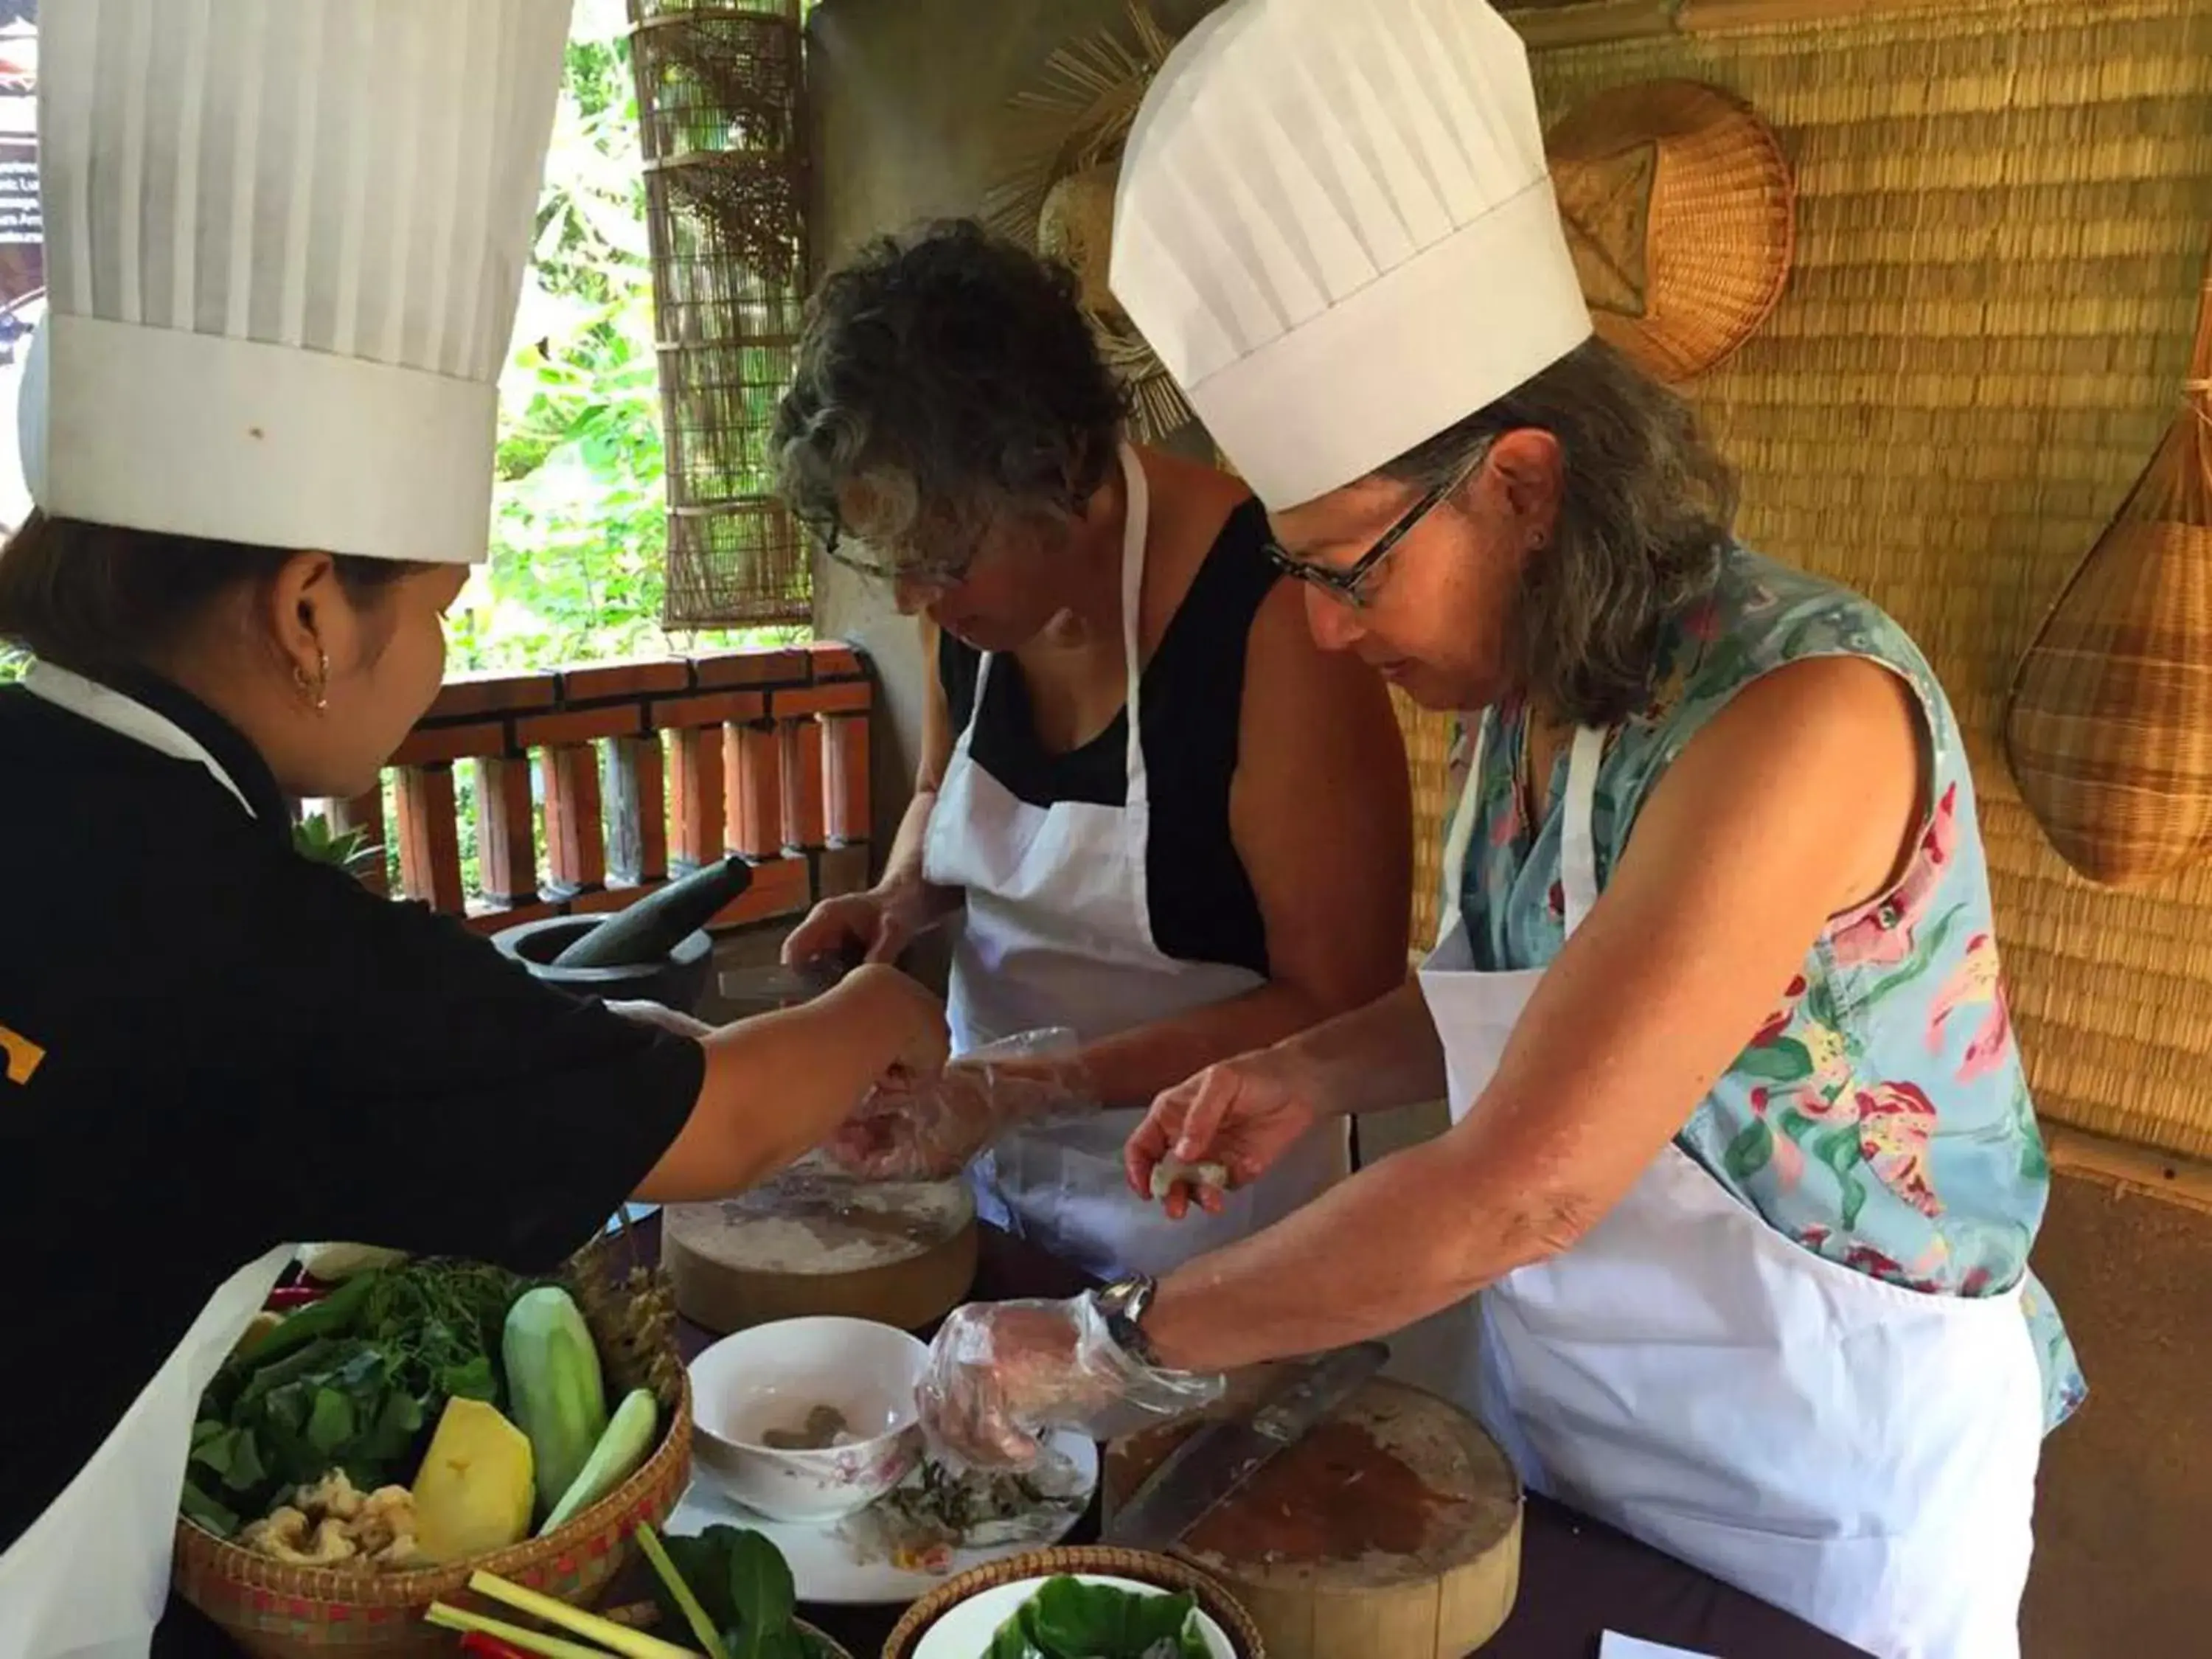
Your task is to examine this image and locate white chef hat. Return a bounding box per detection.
[21,0,574,564]
[1110,0,1592,511]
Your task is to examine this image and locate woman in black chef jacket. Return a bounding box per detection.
[0,7,941,1655]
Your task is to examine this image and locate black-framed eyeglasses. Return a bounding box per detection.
[1260,439,1492,609]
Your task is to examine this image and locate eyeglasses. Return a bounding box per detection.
[1260,439,1492,609]
[803,513,978,591]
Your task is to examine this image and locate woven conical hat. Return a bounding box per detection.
[1546,79,1795,383]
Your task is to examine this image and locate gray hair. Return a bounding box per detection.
[1385,338,1736,726]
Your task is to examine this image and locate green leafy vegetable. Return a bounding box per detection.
[985,1577,1211,1659]
[182,1260,528,1534]
[650,1526,832,1659]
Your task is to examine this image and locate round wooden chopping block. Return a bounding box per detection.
[1105,1375,1523,1659]
[663,1162,979,1335]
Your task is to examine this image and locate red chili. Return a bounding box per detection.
[264,1284,332,1310]
[459,1632,538,1659]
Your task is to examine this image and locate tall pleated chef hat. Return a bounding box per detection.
[21,0,574,564]
[1110,0,1592,511]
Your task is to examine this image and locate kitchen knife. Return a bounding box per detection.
[717,946,864,1006]
[1105,1340,1391,1552]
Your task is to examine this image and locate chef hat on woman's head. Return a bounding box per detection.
[21,0,573,564]
[1110,0,1592,512]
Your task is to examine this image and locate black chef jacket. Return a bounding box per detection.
[0,668,704,1643]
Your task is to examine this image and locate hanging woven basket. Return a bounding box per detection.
[2004,266,2212,888]
[1544,80,1796,384]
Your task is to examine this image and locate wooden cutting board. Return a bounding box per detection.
[1105,1374,1523,1659]
[663,1158,978,1333]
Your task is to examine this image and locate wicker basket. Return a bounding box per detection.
[880,1545,1267,1659]
[173,1230,692,1659]
[2005,269,2212,887]
[1545,79,1795,384]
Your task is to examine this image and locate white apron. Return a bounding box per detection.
[921,444,1346,1282]
[1,665,297,1659]
[1409,716,2042,1659]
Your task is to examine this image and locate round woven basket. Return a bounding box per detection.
[880,1545,1267,1659]
[1545,79,1795,384]
[173,1235,692,1659]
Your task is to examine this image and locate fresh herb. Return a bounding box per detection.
[985,1577,1211,1659]
[651,1526,834,1659]
[184,1260,527,1534]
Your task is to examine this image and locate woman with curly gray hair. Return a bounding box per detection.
[916,4,2080,1657]
[773,220,1413,1283]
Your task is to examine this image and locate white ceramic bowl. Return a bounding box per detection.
[914,1574,1236,1659]
[687,1315,928,1522]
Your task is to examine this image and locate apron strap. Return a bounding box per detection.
[1436,715,1606,945]
[1559,724,1604,936]
[21,661,257,817]
[1114,441,1152,807]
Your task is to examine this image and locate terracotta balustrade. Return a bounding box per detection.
[325,642,873,936]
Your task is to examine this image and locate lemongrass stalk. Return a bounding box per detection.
[467,1571,700,1659]
[424,1603,619,1659]
[633,1524,731,1659]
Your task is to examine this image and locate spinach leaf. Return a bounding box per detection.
[989,1578,1209,1659]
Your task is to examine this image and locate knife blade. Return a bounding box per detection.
[717,950,860,1006]
[1105,1340,1390,1552]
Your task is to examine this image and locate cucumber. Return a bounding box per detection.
[503,1287,610,1518]
[540,1388,658,1536]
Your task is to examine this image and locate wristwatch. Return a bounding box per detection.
[1091,1274,1162,1367]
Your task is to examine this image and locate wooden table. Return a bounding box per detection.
[661,1217,1873,1659]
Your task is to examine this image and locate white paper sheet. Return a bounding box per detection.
[1600,1635,1720,1659]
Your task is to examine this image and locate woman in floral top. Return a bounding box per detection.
[916,3,2075,1653]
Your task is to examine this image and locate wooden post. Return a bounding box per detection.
[392,765,464,913]
[540,742,605,898]
[473,757,538,908]
[821,713,869,847]
[667,725,725,873]
[605,733,669,888]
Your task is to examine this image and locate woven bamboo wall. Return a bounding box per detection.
[1408,0,2212,1157]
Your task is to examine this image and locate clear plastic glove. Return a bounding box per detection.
[824,1028,1097,1182]
[603,999,716,1040]
[782,885,917,970]
[919,1294,1223,1469]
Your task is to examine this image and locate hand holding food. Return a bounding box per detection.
[783,887,916,971]
[1126,1047,1324,1220]
[825,1034,1097,1182]
[918,1295,1222,1470]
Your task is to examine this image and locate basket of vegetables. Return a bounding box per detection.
[173,1227,692,1659]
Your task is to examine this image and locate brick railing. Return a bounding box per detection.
[328,642,872,936]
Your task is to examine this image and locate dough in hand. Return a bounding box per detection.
[1149,1156,1231,1203]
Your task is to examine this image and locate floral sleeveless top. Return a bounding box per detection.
[1450,546,2085,1430]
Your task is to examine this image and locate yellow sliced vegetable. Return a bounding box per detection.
[411,1398,534,1563]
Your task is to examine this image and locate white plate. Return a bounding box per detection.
[913,1573,1234,1659]
[665,1429,1099,1606]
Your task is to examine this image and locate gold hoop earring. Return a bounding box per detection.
[296,649,330,712]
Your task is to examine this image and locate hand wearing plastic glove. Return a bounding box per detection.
[782,881,924,972]
[824,1029,1098,1181]
[919,1294,1222,1468]
[1124,1045,1324,1220]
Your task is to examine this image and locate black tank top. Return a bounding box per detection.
[939,496,1275,978]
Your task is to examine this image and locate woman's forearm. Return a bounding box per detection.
[1071,981,1335,1108]
[1273,978,1449,1119]
[633,969,930,1201]
[1141,1130,1523,1372]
